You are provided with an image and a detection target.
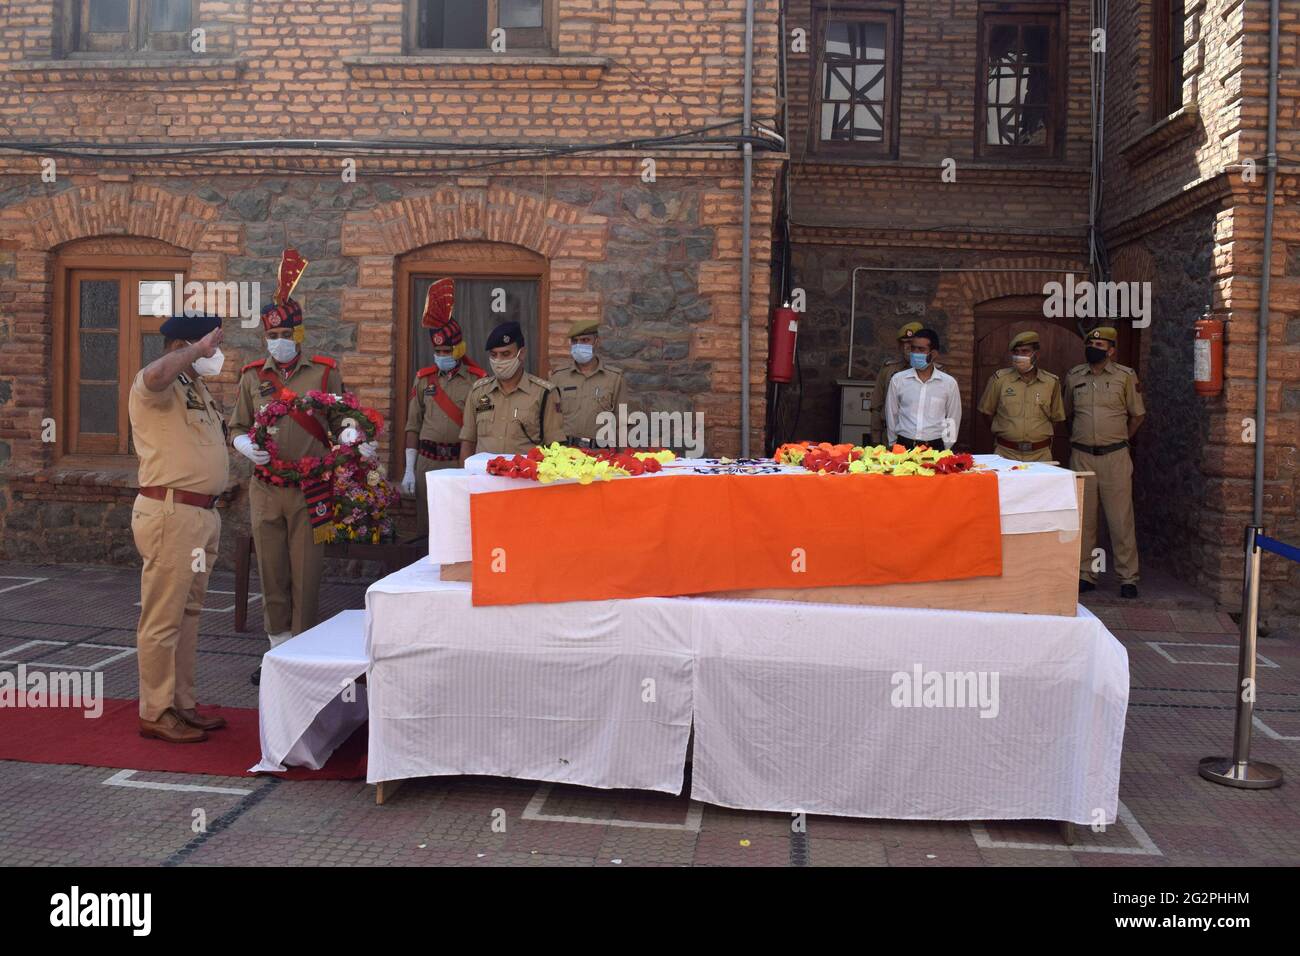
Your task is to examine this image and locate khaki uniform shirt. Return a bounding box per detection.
[550,358,626,442]
[977,366,1065,444]
[869,358,905,441]
[406,365,480,445]
[460,373,566,456]
[230,355,344,462]
[129,369,230,497]
[1066,361,1145,446]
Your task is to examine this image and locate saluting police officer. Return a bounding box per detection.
[550,318,626,448]
[401,279,485,529]
[1067,326,1146,599]
[977,330,1065,462]
[129,314,229,744]
[459,320,566,460]
[870,322,924,444]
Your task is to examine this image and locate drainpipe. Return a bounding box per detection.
[1253,0,1281,527]
[740,0,755,457]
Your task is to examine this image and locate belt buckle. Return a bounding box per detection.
[1018,441,1033,452]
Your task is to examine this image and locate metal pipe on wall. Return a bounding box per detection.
[1253,0,1281,527]
[844,265,1091,379]
[740,0,755,457]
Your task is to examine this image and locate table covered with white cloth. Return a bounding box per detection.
[252,609,369,773]
[365,561,1129,823]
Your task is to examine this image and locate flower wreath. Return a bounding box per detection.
[249,389,384,486]
[487,444,676,484]
[774,441,978,477]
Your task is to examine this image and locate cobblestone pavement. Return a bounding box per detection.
[0,560,1296,867]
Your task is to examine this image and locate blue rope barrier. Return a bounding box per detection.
[1257,534,1300,565]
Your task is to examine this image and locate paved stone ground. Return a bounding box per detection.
[0,560,1296,867]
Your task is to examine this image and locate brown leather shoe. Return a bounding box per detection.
[176,707,227,732]
[139,708,208,744]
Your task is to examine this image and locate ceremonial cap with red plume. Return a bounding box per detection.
[422,278,485,375]
[261,249,308,344]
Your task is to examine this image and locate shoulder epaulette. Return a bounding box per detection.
[604,364,623,376]
[1112,363,1136,376]
[531,374,558,391]
[415,365,439,381]
[241,359,266,374]
[552,363,576,375]
[311,355,337,369]
[1068,363,1089,375]
[1039,368,1061,380]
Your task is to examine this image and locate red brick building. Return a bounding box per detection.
[0,0,783,566]
[780,0,1298,623]
[0,1,1295,622]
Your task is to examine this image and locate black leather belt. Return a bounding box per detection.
[1071,440,1129,456]
[418,440,459,461]
[998,438,1052,452]
[895,436,946,451]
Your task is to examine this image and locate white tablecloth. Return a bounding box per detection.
[365,562,695,794]
[427,456,1079,565]
[365,561,1128,823]
[251,609,369,773]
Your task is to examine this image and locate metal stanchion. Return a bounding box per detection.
[1198,526,1284,789]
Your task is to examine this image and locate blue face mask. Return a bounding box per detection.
[909,352,930,370]
[571,343,595,365]
[433,354,459,373]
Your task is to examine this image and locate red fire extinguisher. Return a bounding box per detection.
[1194,317,1224,396]
[768,303,799,383]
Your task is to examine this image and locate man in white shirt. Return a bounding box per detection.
[885,327,962,450]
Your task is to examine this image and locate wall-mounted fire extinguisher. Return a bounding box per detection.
[1194,317,1224,396]
[768,302,799,383]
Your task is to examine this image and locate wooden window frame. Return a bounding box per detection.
[392,243,549,473]
[53,254,190,462]
[974,3,1067,161]
[70,0,197,56]
[1151,0,1186,120]
[405,0,556,54]
[809,2,901,158]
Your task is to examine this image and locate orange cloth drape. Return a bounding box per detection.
[469,472,1003,606]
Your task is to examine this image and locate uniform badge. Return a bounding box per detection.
[259,381,276,396]
[424,385,438,397]
[476,396,494,412]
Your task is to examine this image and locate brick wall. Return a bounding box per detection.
[0,1,783,568]
[782,0,1093,443]
[1101,0,1300,621]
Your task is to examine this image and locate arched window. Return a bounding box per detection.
[53,237,191,458]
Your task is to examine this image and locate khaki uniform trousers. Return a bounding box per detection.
[415,455,458,532]
[249,478,323,636]
[1072,447,1140,586]
[131,492,221,721]
[994,444,1054,463]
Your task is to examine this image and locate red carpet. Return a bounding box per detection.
[0,698,366,781]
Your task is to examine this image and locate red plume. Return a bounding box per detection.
[421,278,455,330]
[276,249,308,306]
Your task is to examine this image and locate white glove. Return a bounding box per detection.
[401,448,417,496]
[337,426,360,446]
[359,441,378,459]
[233,433,270,466]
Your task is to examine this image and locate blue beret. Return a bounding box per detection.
[485,321,523,351]
[160,314,222,340]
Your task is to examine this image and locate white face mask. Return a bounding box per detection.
[1011,354,1034,372]
[192,347,225,378]
[267,338,298,364]
[489,352,522,380]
